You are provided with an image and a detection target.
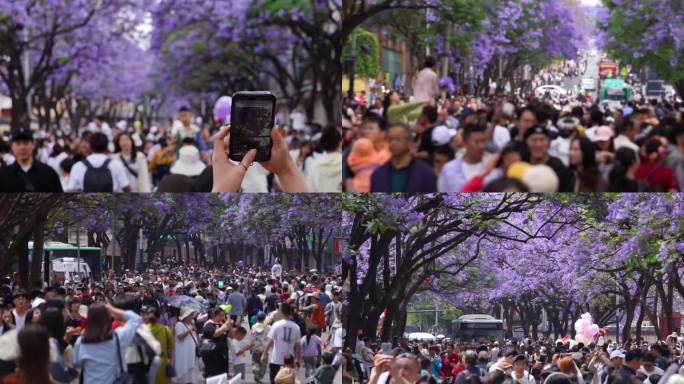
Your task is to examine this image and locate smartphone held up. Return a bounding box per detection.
[229,91,276,162]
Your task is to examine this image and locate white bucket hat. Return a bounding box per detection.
[171,146,206,177]
[180,306,197,321]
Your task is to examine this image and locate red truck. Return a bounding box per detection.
[599,60,618,79]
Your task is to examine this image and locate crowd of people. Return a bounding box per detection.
[0,259,346,384]
[0,105,343,193]
[342,56,684,193]
[349,334,684,384]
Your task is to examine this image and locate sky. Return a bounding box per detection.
[581,0,602,6]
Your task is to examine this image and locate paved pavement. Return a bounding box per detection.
[561,53,600,100]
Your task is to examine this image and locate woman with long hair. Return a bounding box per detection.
[41,306,78,383]
[114,132,151,192]
[609,147,639,192]
[0,324,57,384]
[300,327,322,378]
[72,302,142,384]
[569,137,605,192]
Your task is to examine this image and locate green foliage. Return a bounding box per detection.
[342,27,379,79]
[600,0,684,91]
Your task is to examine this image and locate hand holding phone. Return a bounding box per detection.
[211,125,257,192]
[230,92,275,162]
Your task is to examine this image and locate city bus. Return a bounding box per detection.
[28,242,103,283]
[452,314,505,344]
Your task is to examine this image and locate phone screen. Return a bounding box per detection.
[230,93,275,162]
[218,281,224,289]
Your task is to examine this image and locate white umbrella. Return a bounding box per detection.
[408,332,436,341]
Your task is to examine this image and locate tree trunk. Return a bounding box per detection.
[13,236,30,290]
[185,239,190,264]
[10,93,30,131]
[30,218,47,286]
[393,304,409,338]
[622,300,635,342]
[635,304,645,342]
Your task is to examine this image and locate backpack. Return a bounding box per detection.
[83,158,114,192]
[126,328,162,384]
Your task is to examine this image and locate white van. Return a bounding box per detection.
[51,257,93,283]
[581,78,596,91]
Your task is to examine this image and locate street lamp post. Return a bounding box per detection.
[468,65,475,96]
[76,226,81,282]
[347,31,357,99]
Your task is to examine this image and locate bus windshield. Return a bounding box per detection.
[458,328,504,343]
[453,316,504,343]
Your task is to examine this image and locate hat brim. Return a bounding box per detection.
[170,163,205,177]
[12,134,33,142]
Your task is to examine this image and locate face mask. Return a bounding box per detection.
[558,129,574,139]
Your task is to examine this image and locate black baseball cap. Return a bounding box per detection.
[11,125,33,142]
[513,354,527,363]
[524,125,551,141]
[12,290,29,300]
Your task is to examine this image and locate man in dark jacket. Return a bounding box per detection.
[608,349,642,384]
[0,125,63,192]
[371,122,437,192]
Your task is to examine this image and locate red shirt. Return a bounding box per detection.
[452,361,465,377]
[635,162,678,191]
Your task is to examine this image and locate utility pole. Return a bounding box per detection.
[138,225,143,271]
[616,279,620,343]
[111,214,116,272]
[76,227,81,282]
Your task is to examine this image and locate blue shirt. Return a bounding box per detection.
[431,355,442,379]
[318,292,331,308]
[73,310,142,384]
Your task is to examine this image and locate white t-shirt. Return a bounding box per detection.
[331,301,343,328]
[86,122,113,142]
[271,264,283,280]
[12,309,27,330]
[512,370,535,384]
[550,137,571,167]
[47,152,69,176]
[267,319,301,365]
[461,160,485,183]
[639,366,664,377]
[231,336,251,365]
[333,327,344,348]
[300,334,321,357]
[172,121,200,141]
[493,125,511,151]
[241,164,269,193]
[67,154,131,192]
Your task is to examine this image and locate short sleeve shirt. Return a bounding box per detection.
[267,319,301,365]
[67,154,131,192]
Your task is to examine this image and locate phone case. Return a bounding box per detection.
[229,91,276,162]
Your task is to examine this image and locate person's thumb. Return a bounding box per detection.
[240,149,257,171]
[213,126,230,163]
[271,126,285,148]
